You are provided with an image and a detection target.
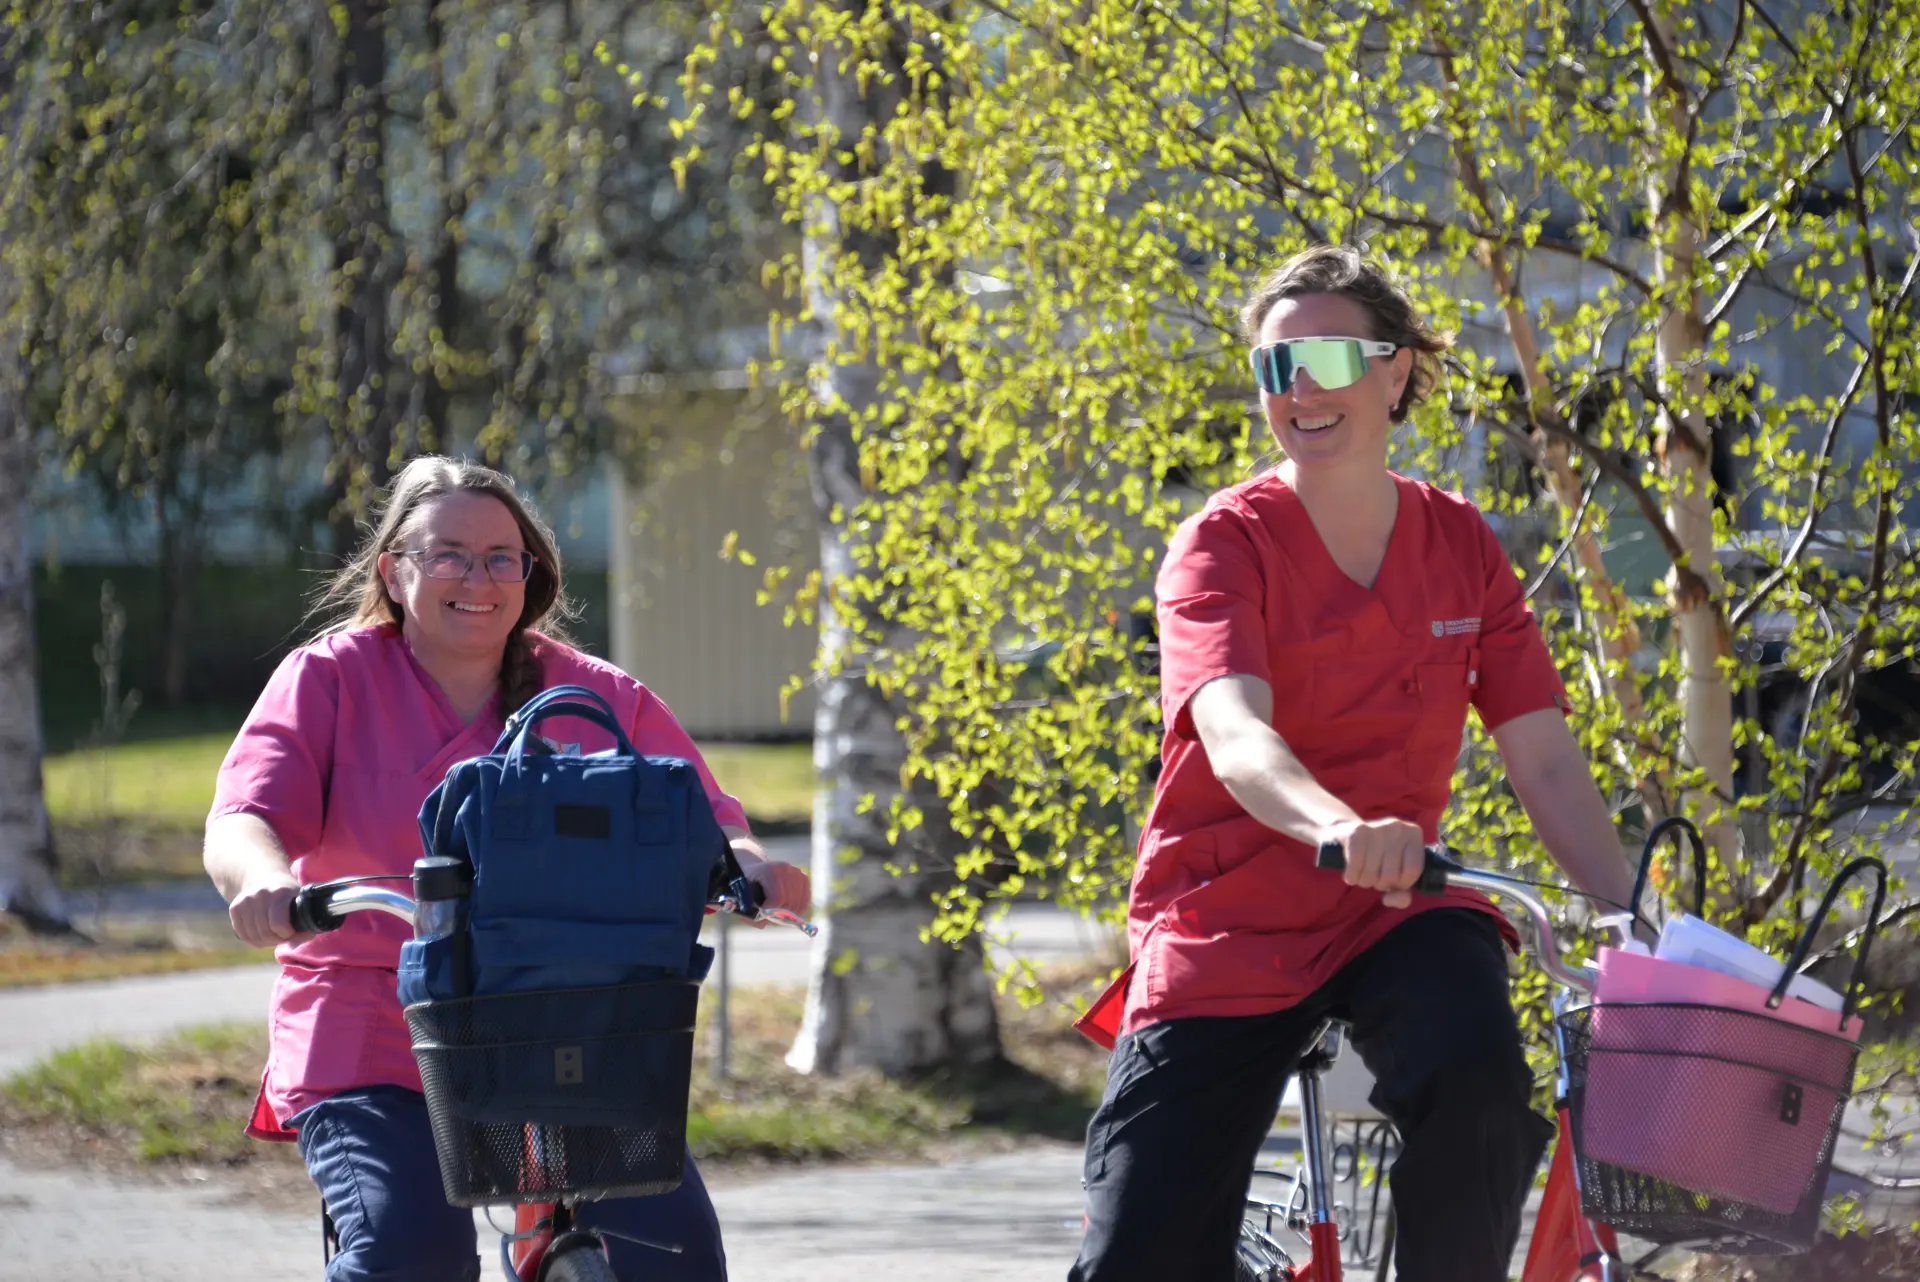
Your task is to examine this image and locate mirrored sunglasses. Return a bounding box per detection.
[1250,337,1399,396]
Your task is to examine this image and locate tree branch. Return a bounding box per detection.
[1728,223,1920,635]
[1624,0,1691,102]
[1525,469,1599,601]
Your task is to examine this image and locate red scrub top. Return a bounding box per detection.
[1088,471,1568,1046]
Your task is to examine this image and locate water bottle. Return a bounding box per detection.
[412,855,472,940]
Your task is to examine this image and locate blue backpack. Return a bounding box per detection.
[397,684,728,1007]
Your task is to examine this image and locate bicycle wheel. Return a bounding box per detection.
[537,1237,616,1282]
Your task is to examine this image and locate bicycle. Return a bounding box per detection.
[287,854,816,1282]
[1234,827,1884,1282]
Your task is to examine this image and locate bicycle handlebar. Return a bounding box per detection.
[288,877,820,938]
[288,882,416,934]
[1315,840,1598,995]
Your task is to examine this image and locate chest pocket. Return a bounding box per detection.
[1405,657,1475,787]
[1307,654,1419,738]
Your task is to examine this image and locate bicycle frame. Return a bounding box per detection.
[1243,871,1625,1282]
[505,1200,574,1280]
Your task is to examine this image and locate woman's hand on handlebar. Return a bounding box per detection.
[1326,818,1427,909]
[227,870,306,947]
[743,859,811,920]
[721,829,812,927]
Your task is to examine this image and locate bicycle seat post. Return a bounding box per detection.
[1295,1022,1342,1234]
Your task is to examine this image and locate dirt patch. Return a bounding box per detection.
[0,912,268,988]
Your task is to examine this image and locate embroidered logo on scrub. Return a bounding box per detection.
[1430,617,1482,637]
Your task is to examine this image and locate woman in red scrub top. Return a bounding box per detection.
[1070,247,1641,1282]
[206,457,810,1282]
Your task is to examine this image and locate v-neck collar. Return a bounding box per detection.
[387,628,503,773]
[1277,472,1411,595]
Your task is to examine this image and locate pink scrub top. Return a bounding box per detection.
[210,625,749,1139]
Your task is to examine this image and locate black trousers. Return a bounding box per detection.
[1071,909,1553,1282]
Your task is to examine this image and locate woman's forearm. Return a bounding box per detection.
[204,812,295,902]
[206,812,303,945]
[1190,676,1360,846]
[1496,711,1637,911]
[721,825,767,869]
[1213,729,1360,845]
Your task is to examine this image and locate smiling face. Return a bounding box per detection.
[377,491,530,665]
[1256,292,1412,475]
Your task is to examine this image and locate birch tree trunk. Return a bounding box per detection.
[785,12,1001,1076]
[0,356,69,933]
[1641,12,1737,890]
[1474,244,1664,812]
[1435,44,1663,810]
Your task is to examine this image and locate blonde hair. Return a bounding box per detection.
[1239,245,1452,423]
[310,456,577,715]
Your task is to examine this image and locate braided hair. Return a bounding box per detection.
[309,456,577,716]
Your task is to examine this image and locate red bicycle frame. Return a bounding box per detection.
[1520,1107,1622,1282]
[1266,1088,1622,1282]
[508,1201,560,1280]
[1246,853,1635,1282]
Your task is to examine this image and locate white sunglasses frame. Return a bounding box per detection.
[1249,336,1400,395]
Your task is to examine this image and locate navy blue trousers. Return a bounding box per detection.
[295,1086,726,1282]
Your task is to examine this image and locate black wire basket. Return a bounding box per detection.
[1558,1001,1859,1254]
[406,980,698,1206]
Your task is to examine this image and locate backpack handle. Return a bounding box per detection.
[496,684,639,761]
[1770,855,1889,1029]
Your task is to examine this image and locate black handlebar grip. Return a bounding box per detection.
[288,885,342,935]
[1315,840,1458,895]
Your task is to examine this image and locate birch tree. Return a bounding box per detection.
[689,0,1920,1045]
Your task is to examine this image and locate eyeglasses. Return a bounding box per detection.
[1250,337,1399,396]
[397,547,536,583]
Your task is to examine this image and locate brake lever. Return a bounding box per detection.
[711,891,820,937]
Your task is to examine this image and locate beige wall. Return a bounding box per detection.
[608,396,818,740]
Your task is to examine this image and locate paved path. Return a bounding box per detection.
[5,830,1109,1079]
[0,965,281,1077]
[0,1146,1089,1281]
[0,857,1108,1280]
[8,827,1919,1277]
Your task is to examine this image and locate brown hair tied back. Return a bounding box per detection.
[1239,245,1452,424]
[308,456,577,716]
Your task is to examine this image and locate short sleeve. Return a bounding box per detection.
[1469,515,1570,731]
[209,646,339,858]
[1155,501,1272,741]
[628,687,752,832]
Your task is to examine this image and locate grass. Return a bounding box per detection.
[4,1022,272,1163]
[697,741,814,830]
[43,732,234,830]
[0,971,1111,1186]
[685,979,1106,1162]
[0,942,274,989]
[41,729,816,848]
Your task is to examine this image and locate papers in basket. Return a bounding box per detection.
[1593,920,1858,1041]
[1655,914,1845,1014]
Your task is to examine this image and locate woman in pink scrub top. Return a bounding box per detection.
[205,457,809,1282]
